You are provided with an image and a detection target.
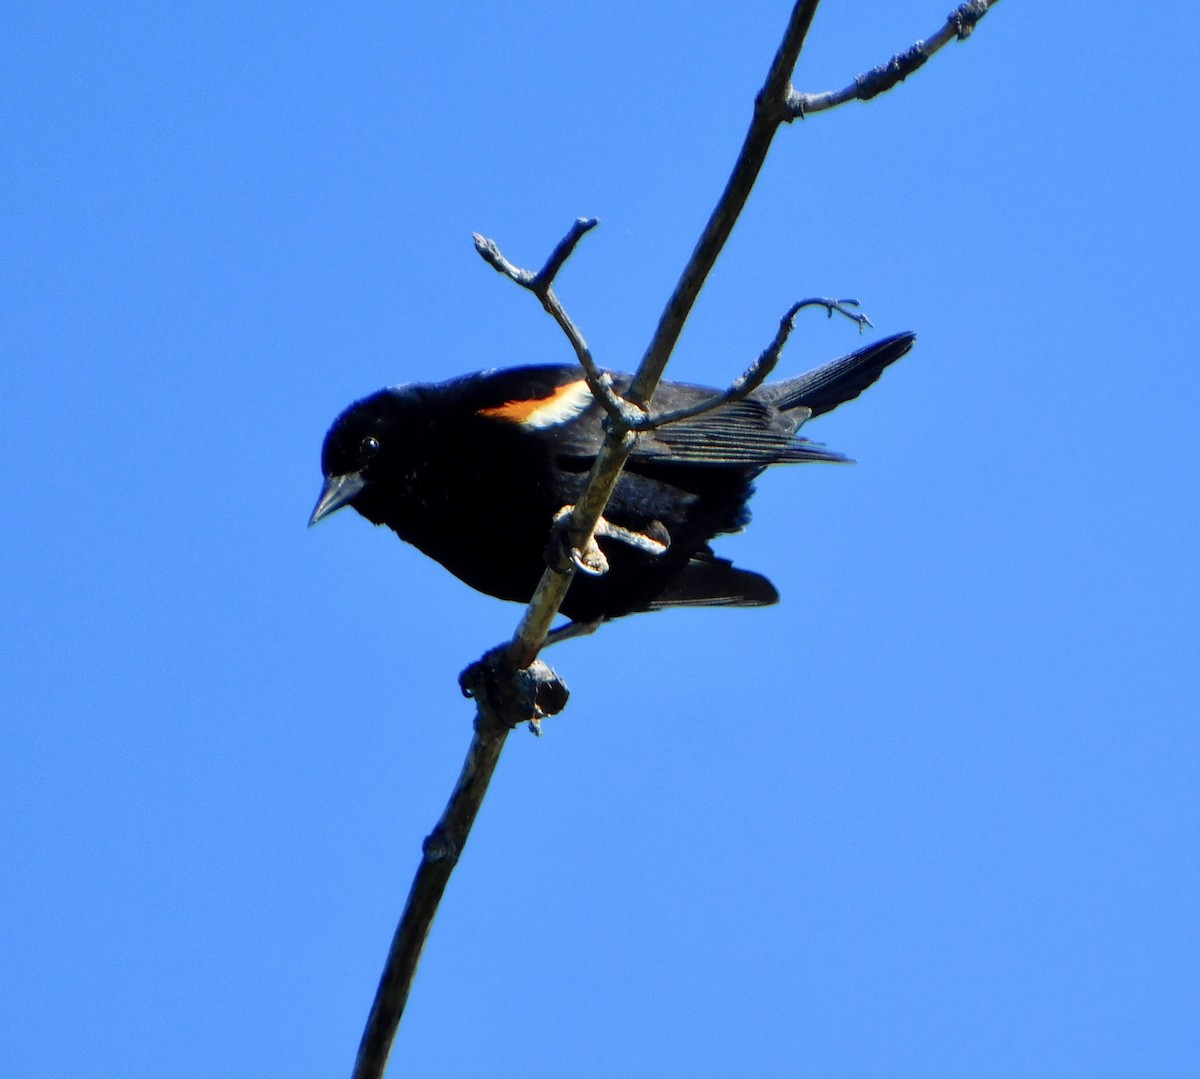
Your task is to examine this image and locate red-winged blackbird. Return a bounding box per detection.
[310,331,914,624]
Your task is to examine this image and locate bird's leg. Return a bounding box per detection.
[547,507,671,576]
[544,618,603,648]
[596,516,670,555]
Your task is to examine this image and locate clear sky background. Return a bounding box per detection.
[4,3,1197,1076]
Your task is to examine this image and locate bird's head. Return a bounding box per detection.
[308,390,406,527]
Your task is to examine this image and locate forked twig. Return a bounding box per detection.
[474,220,634,425]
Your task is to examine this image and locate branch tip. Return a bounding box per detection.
[789,0,999,115]
[533,217,600,290]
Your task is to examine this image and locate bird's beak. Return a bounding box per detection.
[308,472,366,527]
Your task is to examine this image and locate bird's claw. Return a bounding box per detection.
[569,539,609,576]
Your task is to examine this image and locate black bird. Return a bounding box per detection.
[310,331,914,624]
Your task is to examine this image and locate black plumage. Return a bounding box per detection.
[310,331,914,623]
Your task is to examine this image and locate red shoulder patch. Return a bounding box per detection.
[477,380,592,429]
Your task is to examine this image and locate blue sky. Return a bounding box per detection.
[3,3,1198,1076]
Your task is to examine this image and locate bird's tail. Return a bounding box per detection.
[767,331,916,418]
[645,551,779,610]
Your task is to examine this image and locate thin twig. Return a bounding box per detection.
[639,298,871,430]
[534,218,602,290]
[786,0,1001,117]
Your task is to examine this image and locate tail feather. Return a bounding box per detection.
[646,553,779,610]
[768,331,916,418]
[782,438,851,464]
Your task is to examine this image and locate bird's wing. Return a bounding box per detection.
[466,364,853,466]
[633,398,845,465]
[555,382,847,466]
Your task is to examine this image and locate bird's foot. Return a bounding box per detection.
[547,507,670,575]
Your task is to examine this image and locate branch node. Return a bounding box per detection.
[516,661,570,720]
[951,0,990,40]
[460,651,570,730]
[784,87,805,121]
[422,832,459,866]
[856,44,929,101]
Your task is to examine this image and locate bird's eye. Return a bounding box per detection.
[360,435,381,460]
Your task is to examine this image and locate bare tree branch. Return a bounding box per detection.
[349,661,567,1079]
[349,2,1002,1075]
[349,728,507,1079]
